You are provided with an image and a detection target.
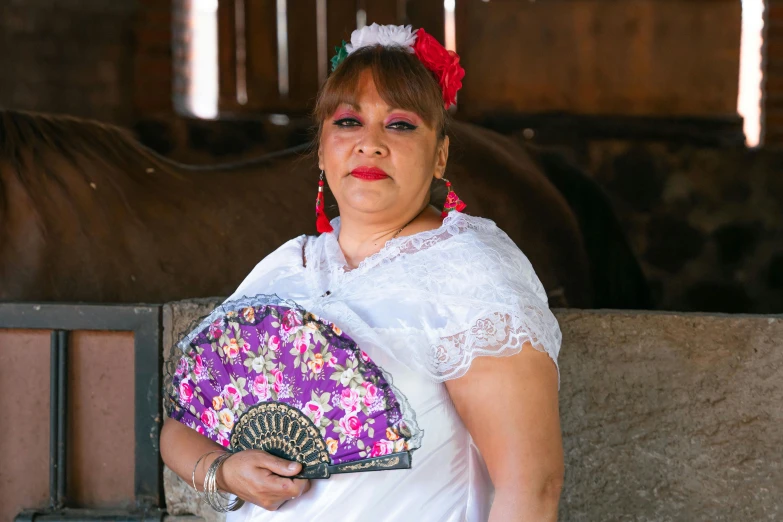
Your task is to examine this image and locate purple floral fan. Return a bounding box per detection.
[167,295,421,479]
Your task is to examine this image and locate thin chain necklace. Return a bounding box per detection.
[320,206,428,298]
[390,205,428,240]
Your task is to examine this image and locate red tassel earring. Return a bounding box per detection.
[441,178,467,218]
[316,170,334,233]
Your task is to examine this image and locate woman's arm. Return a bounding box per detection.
[445,344,563,522]
[160,418,310,511]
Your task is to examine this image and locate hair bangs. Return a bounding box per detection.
[314,45,447,139]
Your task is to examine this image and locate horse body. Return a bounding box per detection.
[0,110,646,308]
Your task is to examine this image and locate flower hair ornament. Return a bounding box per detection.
[330,23,465,110]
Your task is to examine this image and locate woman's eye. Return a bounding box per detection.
[333,118,360,127]
[388,121,416,131]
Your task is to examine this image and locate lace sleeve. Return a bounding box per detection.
[427,300,562,389]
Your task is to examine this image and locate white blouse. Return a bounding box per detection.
[223,211,561,522]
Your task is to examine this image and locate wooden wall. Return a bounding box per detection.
[182,0,442,115]
[455,0,742,118]
[194,0,741,119]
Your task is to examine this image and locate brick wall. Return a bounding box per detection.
[0,0,173,125]
[0,0,138,123]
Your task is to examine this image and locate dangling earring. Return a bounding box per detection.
[441,178,467,218]
[315,170,334,233]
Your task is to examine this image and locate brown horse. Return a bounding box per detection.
[0,109,649,308]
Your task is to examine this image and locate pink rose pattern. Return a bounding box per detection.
[168,302,413,465]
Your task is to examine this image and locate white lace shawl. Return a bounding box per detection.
[229,212,562,388]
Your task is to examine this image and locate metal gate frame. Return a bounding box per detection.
[0,303,164,522]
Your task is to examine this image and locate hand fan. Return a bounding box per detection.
[167,295,421,479]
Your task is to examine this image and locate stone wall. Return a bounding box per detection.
[162,301,783,521]
[548,140,783,314]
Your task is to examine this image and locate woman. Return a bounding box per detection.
[161,24,563,521]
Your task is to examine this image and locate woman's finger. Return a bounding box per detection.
[247,450,303,477]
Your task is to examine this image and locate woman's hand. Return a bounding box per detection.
[160,419,310,512]
[217,450,311,511]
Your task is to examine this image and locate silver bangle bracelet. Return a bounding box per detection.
[204,452,245,512]
[192,450,224,494]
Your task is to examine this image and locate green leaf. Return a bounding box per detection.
[367,418,375,425]
[357,439,365,450]
[368,427,374,438]
[330,40,348,72]
[311,390,319,401]
[359,451,366,458]
[320,392,330,403]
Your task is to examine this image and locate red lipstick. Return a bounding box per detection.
[350,166,389,180]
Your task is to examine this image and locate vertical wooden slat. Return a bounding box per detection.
[287,0,320,111]
[245,0,280,111]
[217,0,238,110]
[406,0,445,44]
[171,0,191,115]
[365,0,402,25]
[327,0,358,62]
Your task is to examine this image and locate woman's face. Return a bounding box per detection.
[318,70,448,223]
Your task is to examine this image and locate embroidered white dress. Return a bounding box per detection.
[224,211,561,522]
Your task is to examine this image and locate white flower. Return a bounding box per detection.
[346,23,417,55]
[340,368,355,386]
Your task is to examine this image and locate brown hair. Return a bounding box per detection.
[313,44,448,142]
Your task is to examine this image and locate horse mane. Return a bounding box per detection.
[0,109,311,238]
[0,110,185,227]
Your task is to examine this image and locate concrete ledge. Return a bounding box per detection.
[162,303,783,521]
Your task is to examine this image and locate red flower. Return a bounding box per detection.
[412,28,465,109]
